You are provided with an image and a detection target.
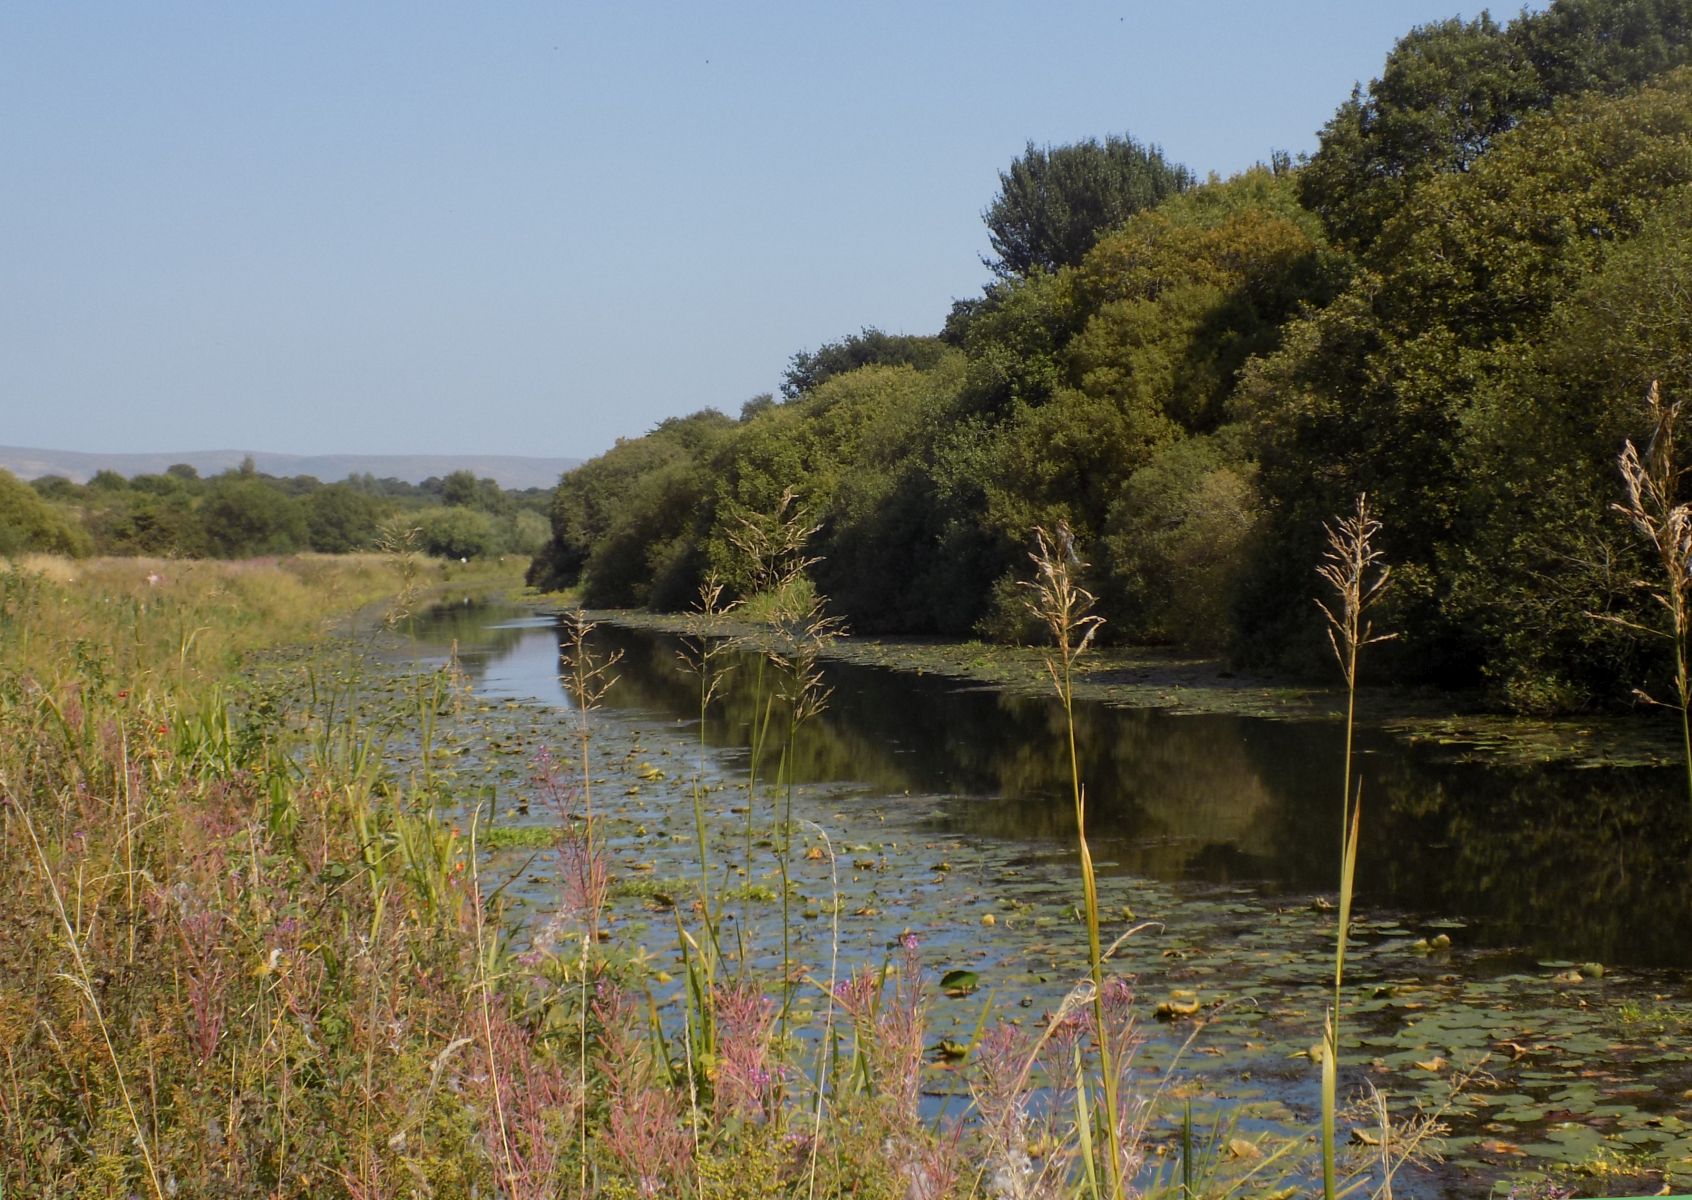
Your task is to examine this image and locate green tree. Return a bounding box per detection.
[781,328,950,399]
[1444,195,1692,709]
[439,469,480,507]
[528,409,734,591]
[90,492,203,556]
[304,484,386,553]
[0,470,92,557]
[983,134,1193,278]
[1299,15,1536,251]
[1243,69,1692,698]
[198,478,308,557]
[29,475,80,501]
[415,506,499,560]
[1100,436,1260,649]
[1300,0,1692,253]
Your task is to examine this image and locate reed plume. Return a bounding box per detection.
[1023,521,1125,1200]
[1610,380,1692,816]
[1315,493,1394,1200]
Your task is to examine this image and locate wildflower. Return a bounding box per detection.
[1100,974,1135,1017]
[712,980,778,1121]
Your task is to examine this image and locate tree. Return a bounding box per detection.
[1300,0,1692,253]
[198,478,307,557]
[1242,69,1692,699]
[740,393,776,421]
[982,134,1193,278]
[0,470,91,557]
[527,409,734,591]
[415,506,499,560]
[29,475,79,501]
[1299,15,1536,251]
[781,328,950,399]
[439,469,480,508]
[305,484,386,552]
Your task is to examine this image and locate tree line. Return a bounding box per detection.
[530,0,1692,712]
[0,460,551,561]
[546,2,1692,709]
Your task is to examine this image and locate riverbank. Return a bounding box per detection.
[561,604,1689,771]
[6,556,1298,1199]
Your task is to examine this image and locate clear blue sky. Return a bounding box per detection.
[2,2,1541,460]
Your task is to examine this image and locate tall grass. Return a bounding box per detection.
[1024,522,1127,1199]
[0,555,510,1197]
[1610,380,1692,816]
[724,490,840,1032]
[1314,495,1394,1200]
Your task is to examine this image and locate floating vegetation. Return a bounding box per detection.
[379,599,1692,1197]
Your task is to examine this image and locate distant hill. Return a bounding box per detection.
[0,447,581,491]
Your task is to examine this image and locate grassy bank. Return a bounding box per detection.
[4,552,1590,1199]
[0,554,528,1197]
[0,554,1274,1199]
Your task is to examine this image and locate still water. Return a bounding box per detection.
[422,601,1692,969]
[407,601,1692,1194]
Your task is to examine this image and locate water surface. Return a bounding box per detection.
[405,601,1692,1195]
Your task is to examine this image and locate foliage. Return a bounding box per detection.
[532,8,1692,713]
[195,477,309,558]
[415,504,502,560]
[984,134,1195,277]
[1300,0,1692,251]
[781,327,951,399]
[8,461,555,564]
[1100,436,1260,649]
[1241,68,1692,700]
[0,469,92,557]
[303,481,385,552]
[528,409,734,595]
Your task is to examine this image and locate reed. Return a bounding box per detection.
[1023,522,1126,1200]
[560,609,621,1195]
[1609,380,1692,817]
[725,489,839,1032]
[1314,493,1394,1200]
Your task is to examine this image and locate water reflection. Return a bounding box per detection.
[404,600,574,708]
[422,602,1692,967]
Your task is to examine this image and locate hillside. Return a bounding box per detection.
[0,446,580,491]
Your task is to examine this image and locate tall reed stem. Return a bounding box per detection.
[1315,493,1394,1200]
[561,611,620,1199]
[1611,380,1692,818]
[1025,523,1123,1200]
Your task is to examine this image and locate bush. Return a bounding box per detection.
[0,469,92,557]
[415,505,500,559]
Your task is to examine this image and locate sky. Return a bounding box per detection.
[1,2,1546,460]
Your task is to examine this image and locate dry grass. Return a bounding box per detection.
[1609,380,1692,814]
